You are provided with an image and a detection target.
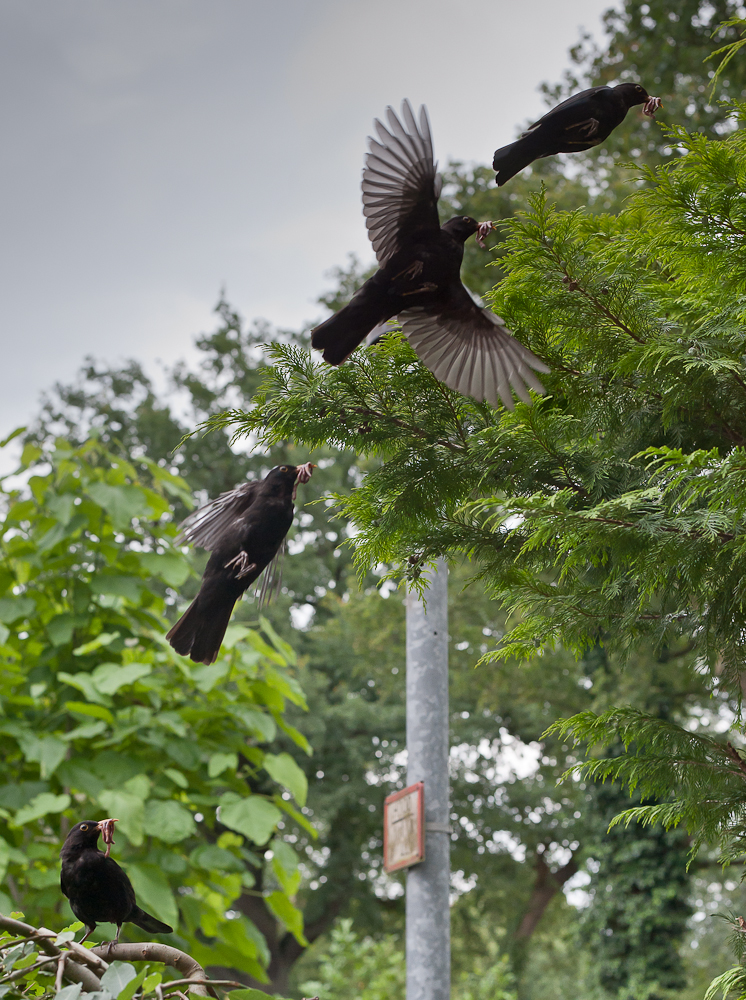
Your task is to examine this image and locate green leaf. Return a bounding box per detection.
[219,793,282,845]
[263,752,308,806]
[114,965,149,1000]
[99,789,146,846]
[100,962,138,998]
[139,552,192,588]
[208,752,238,778]
[72,631,120,656]
[125,863,178,929]
[163,767,188,788]
[87,483,149,529]
[90,575,143,601]
[0,838,11,882]
[54,985,82,1000]
[271,839,301,896]
[259,617,297,665]
[265,890,307,946]
[243,629,286,666]
[228,991,292,1000]
[14,792,71,826]
[17,734,68,778]
[65,701,115,723]
[141,800,196,843]
[91,661,152,695]
[0,597,35,623]
[46,613,75,646]
[58,671,111,706]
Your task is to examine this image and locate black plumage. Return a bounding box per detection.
[60,819,173,944]
[166,463,314,664]
[493,83,662,186]
[311,99,548,409]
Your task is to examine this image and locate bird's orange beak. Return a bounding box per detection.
[97,818,118,857]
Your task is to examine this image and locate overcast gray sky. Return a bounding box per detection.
[0,0,613,437]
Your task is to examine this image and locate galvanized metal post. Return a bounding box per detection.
[406,558,450,1000]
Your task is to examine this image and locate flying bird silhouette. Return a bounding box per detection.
[167,463,314,664]
[60,819,173,944]
[493,83,662,186]
[311,99,548,409]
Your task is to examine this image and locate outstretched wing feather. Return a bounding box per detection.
[174,481,260,550]
[399,295,549,410]
[362,99,442,265]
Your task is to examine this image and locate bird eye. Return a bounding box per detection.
[636,85,643,91]
[462,216,470,223]
[279,466,288,472]
[80,824,88,831]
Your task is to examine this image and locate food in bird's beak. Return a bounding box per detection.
[295,462,315,485]
[643,96,662,117]
[97,817,118,857]
[475,221,494,248]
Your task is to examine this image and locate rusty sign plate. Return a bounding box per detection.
[383,781,425,872]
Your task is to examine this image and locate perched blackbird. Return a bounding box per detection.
[60,819,173,944]
[166,463,314,664]
[311,100,548,409]
[492,83,662,185]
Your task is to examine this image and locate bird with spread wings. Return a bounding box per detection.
[311,99,549,410]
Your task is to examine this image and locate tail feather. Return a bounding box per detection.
[129,906,173,935]
[166,594,237,665]
[311,308,379,366]
[492,139,541,186]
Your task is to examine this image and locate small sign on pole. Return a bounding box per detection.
[383,781,425,872]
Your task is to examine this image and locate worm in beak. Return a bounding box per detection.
[475,221,494,248]
[643,96,662,117]
[97,818,118,858]
[292,462,315,501]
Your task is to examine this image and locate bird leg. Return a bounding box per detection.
[565,117,599,137]
[401,282,438,297]
[79,925,95,945]
[643,96,662,117]
[224,552,257,579]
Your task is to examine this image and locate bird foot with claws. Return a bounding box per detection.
[224,551,257,579]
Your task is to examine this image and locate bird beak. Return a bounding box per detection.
[97,818,118,857]
[643,96,662,117]
[475,221,494,249]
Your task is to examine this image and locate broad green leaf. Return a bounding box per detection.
[46,613,75,646]
[208,752,237,778]
[219,793,282,846]
[65,701,114,723]
[92,661,152,695]
[243,629,286,665]
[163,767,188,788]
[227,991,291,1000]
[58,671,111,706]
[0,838,10,882]
[100,962,138,997]
[116,965,149,1000]
[263,752,308,806]
[229,705,276,742]
[72,631,120,656]
[142,800,196,843]
[139,552,191,587]
[90,576,143,601]
[87,483,149,529]
[265,890,307,946]
[259,616,297,665]
[191,661,229,693]
[54,984,82,1000]
[14,792,71,826]
[98,790,145,846]
[17,734,68,778]
[126,863,178,929]
[271,839,301,896]
[189,843,244,873]
[0,596,35,623]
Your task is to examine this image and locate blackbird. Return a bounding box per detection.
[492,83,662,186]
[311,99,548,409]
[60,819,173,944]
[166,463,314,664]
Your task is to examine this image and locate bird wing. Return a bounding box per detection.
[362,100,442,266]
[175,481,260,550]
[523,86,609,133]
[399,291,549,409]
[255,539,286,609]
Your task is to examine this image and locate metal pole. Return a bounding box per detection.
[406,558,450,1000]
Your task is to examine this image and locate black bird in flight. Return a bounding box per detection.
[311,99,548,409]
[60,819,173,944]
[167,463,314,664]
[493,83,662,186]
